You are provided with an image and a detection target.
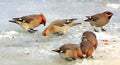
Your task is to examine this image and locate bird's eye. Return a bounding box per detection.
[40,22,43,24]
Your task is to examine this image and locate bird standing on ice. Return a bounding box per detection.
[9,13,46,33]
[84,11,113,32]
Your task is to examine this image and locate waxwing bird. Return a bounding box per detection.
[80,40,94,58]
[81,31,98,49]
[52,43,83,61]
[9,13,46,33]
[42,18,81,36]
[84,11,113,32]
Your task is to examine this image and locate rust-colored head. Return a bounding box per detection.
[103,11,113,15]
[42,26,53,36]
[82,31,96,38]
[81,31,98,49]
[103,11,113,19]
[40,13,46,26]
[82,31,96,41]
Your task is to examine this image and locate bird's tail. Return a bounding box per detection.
[84,16,91,22]
[70,23,81,27]
[9,20,20,24]
[9,18,21,24]
[69,18,77,21]
[52,48,60,53]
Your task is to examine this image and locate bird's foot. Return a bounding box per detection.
[72,57,77,60]
[101,28,106,32]
[90,55,93,58]
[28,29,38,33]
[54,32,64,36]
[94,29,99,32]
[65,57,76,61]
[84,55,93,59]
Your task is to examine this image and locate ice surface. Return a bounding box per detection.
[0,0,120,65]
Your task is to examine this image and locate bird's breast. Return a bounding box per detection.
[90,18,109,27]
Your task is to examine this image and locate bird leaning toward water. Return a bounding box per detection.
[81,31,98,49]
[42,18,81,36]
[52,43,83,61]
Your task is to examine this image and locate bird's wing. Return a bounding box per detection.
[12,17,33,23]
[50,18,77,27]
[91,13,102,22]
[58,18,77,27]
[85,13,103,22]
[21,16,34,23]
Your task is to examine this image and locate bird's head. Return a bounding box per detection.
[104,11,113,19]
[41,13,46,26]
[42,26,53,36]
[81,35,88,41]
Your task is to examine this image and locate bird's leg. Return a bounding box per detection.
[84,55,93,59]
[72,57,77,60]
[93,26,99,32]
[94,29,99,32]
[90,55,93,58]
[80,57,84,60]
[65,58,74,61]
[54,32,64,36]
[58,32,64,35]
[83,56,88,59]
[28,29,38,33]
[101,27,106,31]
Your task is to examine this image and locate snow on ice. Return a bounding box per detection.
[0,0,120,65]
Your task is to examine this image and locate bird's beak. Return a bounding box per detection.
[42,22,46,26]
[43,23,46,26]
[52,49,60,53]
[110,13,113,16]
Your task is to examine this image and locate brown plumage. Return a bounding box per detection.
[81,31,98,49]
[84,11,113,32]
[9,13,46,33]
[42,18,81,36]
[80,40,94,58]
[52,43,83,61]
